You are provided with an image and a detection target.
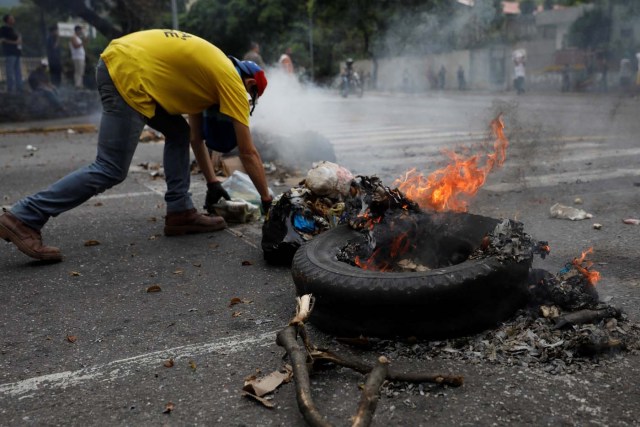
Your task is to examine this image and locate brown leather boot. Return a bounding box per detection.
[164,208,227,236]
[0,211,63,261]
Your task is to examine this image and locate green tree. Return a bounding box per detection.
[29,0,179,40]
[568,7,611,49]
[520,0,536,15]
[181,0,308,66]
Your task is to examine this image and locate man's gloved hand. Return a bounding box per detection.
[261,198,272,216]
[204,181,231,213]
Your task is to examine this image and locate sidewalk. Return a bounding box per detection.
[0,113,100,133]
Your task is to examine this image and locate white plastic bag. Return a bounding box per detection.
[212,199,261,223]
[304,161,354,198]
[221,170,273,206]
[549,203,593,221]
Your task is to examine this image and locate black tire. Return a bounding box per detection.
[291,213,532,339]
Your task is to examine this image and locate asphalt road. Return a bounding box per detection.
[1,89,639,426]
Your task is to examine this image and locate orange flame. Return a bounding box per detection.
[394,116,508,212]
[354,220,415,271]
[355,249,391,272]
[356,211,382,231]
[572,247,601,286]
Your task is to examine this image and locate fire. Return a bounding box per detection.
[572,247,601,286]
[354,117,509,271]
[355,248,392,271]
[354,218,415,272]
[395,116,509,212]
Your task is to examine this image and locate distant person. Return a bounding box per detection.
[514,58,526,94]
[0,29,271,262]
[599,59,608,93]
[279,47,294,74]
[438,65,446,89]
[426,65,437,90]
[402,68,410,92]
[28,59,66,112]
[243,41,265,68]
[46,25,62,86]
[69,25,86,88]
[619,58,632,91]
[561,64,571,92]
[0,14,23,93]
[457,65,466,90]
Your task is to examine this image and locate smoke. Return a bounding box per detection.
[247,1,640,196]
[250,67,336,136]
[378,0,500,56]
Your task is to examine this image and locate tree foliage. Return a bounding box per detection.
[28,0,178,40]
[11,0,505,82]
[520,0,536,15]
[568,7,611,49]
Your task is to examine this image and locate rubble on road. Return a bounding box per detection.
[130,162,164,179]
[139,126,163,142]
[550,203,593,220]
[345,260,639,379]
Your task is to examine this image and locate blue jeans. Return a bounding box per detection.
[11,60,194,230]
[5,55,23,93]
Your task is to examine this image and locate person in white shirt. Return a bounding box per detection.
[69,25,86,88]
[278,47,294,74]
[514,58,525,94]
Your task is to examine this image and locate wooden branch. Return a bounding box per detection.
[291,294,314,325]
[274,293,462,427]
[276,325,332,427]
[290,294,315,352]
[351,356,389,427]
[311,350,463,387]
[576,338,625,356]
[298,322,316,353]
[554,307,622,329]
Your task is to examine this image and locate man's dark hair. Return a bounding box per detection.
[3,14,11,23]
[74,25,82,31]
[250,41,259,50]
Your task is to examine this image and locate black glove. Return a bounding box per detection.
[261,198,272,216]
[204,181,231,213]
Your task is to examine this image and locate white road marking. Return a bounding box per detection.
[484,168,640,192]
[0,331,277,399]
[93,191,159,200]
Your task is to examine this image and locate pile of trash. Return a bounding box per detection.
[468,218,550,264]
[261,161,353,264]
[261,163,423,265]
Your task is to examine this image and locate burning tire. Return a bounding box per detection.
[291,213,534,339]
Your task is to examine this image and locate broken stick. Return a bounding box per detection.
[311,349,464,387]
[276,325,331,427]
[351,356,389,427]
[554,307,621,329]
[275,294,462,426]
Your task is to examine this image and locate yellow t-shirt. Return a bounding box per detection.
[100,29,250,125]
